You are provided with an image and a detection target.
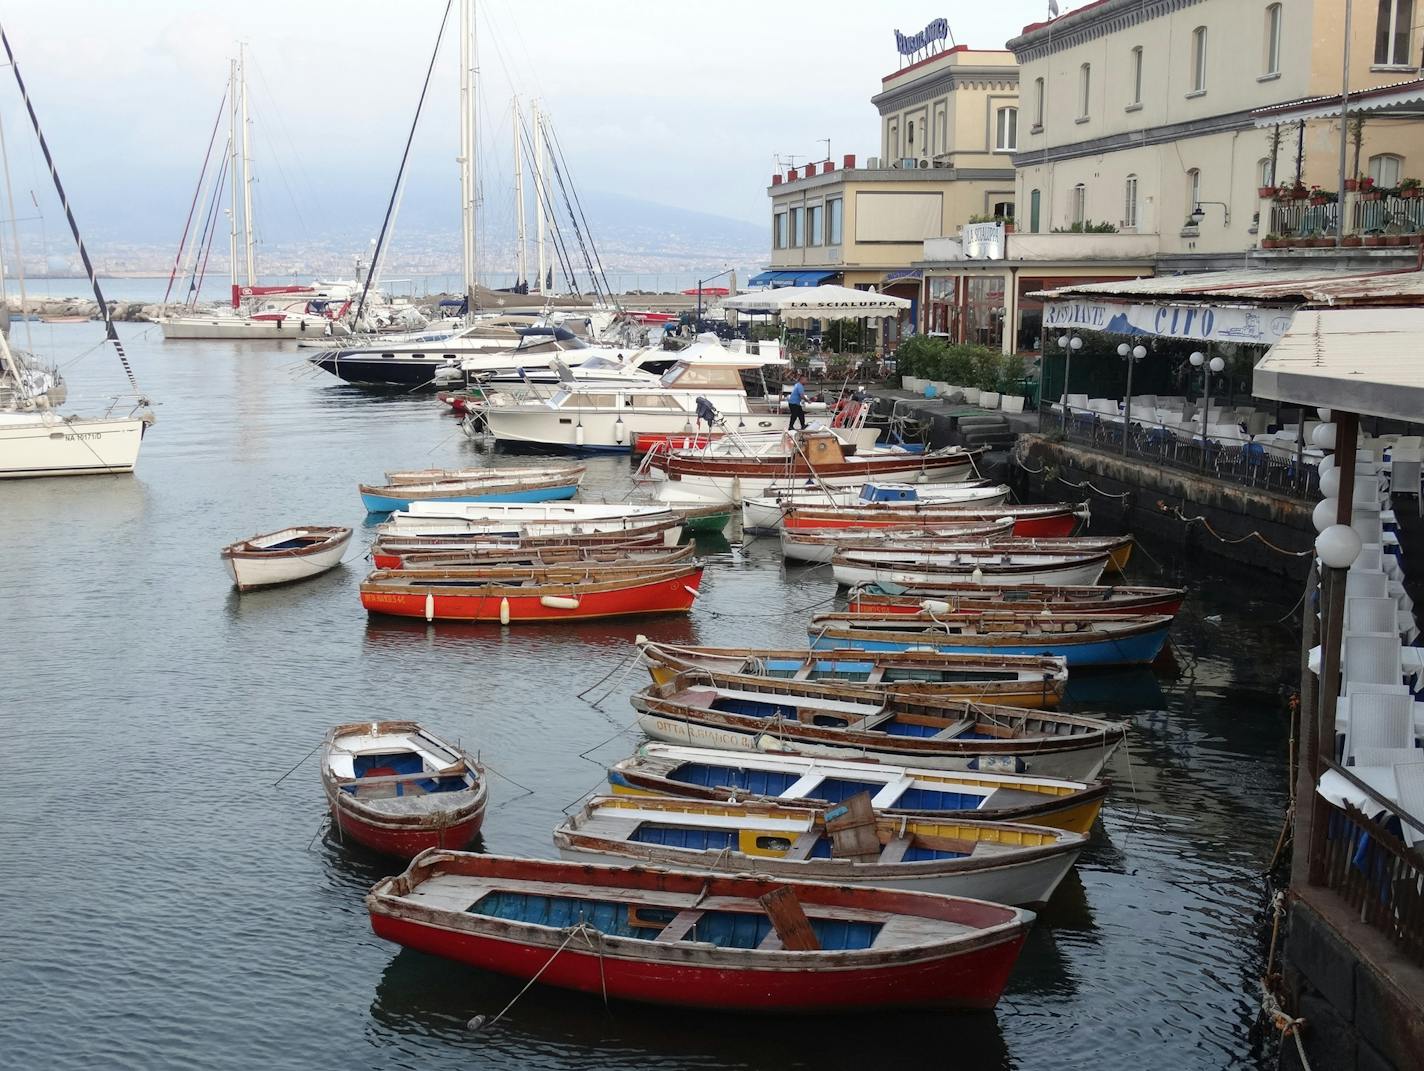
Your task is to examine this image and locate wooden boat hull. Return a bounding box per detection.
[360,481,579,513]
[607,746,1106,833]
[360,565,704,622]
[830,553,1108,588]
[849,583,1186,619]
[220,526,353,591]
[781,521,1014,564]
[367,854,1033,1011]
[782,506,1081,538]
[741,483,1012,531]
[637,642,1068,709]
[321,721,487,860]
[809,617,1172,668]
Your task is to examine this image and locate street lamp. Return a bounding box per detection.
[1192,350,1225,468]
[1117,342,1147,457]
[1057,333,1082,429]
[696,266,737,336]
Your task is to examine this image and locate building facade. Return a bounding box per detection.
[1007,0,1424,255]
[761,44,1019,322]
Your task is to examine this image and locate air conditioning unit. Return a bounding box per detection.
[867,156,880,169]
[900,157,916,169]
[918,158,929,169]
[932,159,949,168]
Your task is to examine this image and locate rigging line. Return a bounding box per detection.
[0,24,141,397]
[514,112,579,294]
[542,136,605,305]
[545,122,618,310]
[189,148,230,305]
[0,94,34,354]
[354,0,454,329]
[163,84,228,308]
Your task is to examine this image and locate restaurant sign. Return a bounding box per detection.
[961,222,1004,260]
[895,18,949,57]
[1042,299,1295,345]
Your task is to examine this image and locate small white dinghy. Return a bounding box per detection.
[221,526,353,591]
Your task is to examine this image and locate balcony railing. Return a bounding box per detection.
[1352,193,1424,235]
[1265,193,1424,241]
[1317,760,1424,968]
[1038,403,1321,499]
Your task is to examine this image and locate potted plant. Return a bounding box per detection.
[1001,216,1015,234]
[999,354,1027,413]
[1342,233,1362,247]
[1386,230,1410,246]
[1401,177,1421,199]
[1258,183,1279,198]
[1308,185,1329,206]
[1261,233,1283,249]
[1289,181,1310,200]
[1363,230,1385,247]
[1359,176,1381,201]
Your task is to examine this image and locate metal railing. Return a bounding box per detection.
[1352,193,1424,235]
[1318,760,1424,968]
[1269,200,1339,237]
[1038,405,1321,499]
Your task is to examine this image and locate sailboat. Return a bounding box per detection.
[157,47,340,341]
[0,25,155,478]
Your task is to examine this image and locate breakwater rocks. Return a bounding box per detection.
[5,298,159,323]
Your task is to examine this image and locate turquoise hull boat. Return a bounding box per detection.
[361,482,579,514]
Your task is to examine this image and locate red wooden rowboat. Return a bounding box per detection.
[849,582,1186,618]
[782,500,1087,538]
[367,852,1034,1012]
[321,721,487,859]
[373,543,692,572]
[360,562,704,622]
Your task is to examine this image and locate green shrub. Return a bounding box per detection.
[941,345,977,386]
[894,335,948,380]
[998,353,1025,392]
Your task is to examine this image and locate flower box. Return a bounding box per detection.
[1344,179,1359,192]
[1360,191,1382,202]
[1363,234,1385,247]
[978,391,1001,410]
[1342,235,1362,247]
[1000,395,1026,414]
[1258,186,1279,198]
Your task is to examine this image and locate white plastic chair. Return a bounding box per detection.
[1390,456,1422,516]
[1343,632,1405,689]
[1394,762,1424,847]
[1345,597,1401,635]
[1343,691,1415,763]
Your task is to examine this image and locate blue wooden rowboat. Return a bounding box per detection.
[807,612,1172,668]
[359,464,585,513]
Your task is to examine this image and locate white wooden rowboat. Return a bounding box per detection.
[220,525,352,591]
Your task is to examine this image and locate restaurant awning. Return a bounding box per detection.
[1251,76,1424,126]
[746,269,839,288]
[1252,307,1424,423]
[722,283,911,319]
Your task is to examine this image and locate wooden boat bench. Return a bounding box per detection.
[781,830,823,861]
[879,835,913,864]
[654,908,706,943]
[931,720,976,740]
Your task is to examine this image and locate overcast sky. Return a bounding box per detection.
[0,1,1062,244]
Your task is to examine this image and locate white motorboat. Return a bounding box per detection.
[741,480,1012,531]
[481,344,785,451]
[220,526,354,591]
[0,410,149,478]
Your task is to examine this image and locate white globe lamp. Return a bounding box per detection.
[1315,524,1363,569]
[1117,343,1130,357]
[1189,351,1205,367]
[1132,345,1147,359]
[1208,355,1225,373]
[1319,468,1342,498]
[1312,422,1337,450]
[1069,336,1083,351]
[1312,496,1339,533]
[1318,453,1336,476]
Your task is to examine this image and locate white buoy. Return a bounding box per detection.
[424,592,435,622]
[970,566,984,584]
[920,599,951,614]
[499,597,511,625]
[540,595,580,609]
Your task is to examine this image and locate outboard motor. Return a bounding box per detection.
[694,395,720,428]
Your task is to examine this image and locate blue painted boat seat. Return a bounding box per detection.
[264,537,323,551]
[468,890,882,949]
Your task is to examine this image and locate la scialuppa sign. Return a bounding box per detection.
[895,18,950,57]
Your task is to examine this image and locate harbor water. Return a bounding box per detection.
[0,325,1301,1070]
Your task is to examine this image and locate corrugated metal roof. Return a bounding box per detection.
[1253,308,1424,422]
[1251,78,1424,126]
[1037,269,1424,306]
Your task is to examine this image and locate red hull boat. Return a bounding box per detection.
[782,501,1085,538]
[367,853,1033,1012]
[850,583,1186,618]
[360,563,704,622]
[321,721,487,859]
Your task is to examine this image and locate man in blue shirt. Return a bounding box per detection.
[787,375,807,430]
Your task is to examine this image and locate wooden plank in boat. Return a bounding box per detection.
[758,887,821,951]
[879,835,913,864]
[782,830,823,860]
[930,720,977,741]
[825,793,881,860]
[653,908,705,943]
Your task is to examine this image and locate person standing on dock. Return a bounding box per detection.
[787,375,807,430]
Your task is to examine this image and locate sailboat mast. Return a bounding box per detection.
[533,98,546,292]
[239,43,256,293]
[513,96,526,289]
[227,57,240,309]
[458,0,477,318]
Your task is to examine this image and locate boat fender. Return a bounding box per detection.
[970,567,984,584]
[968,755,1027,774]
[995,516,1014,526]
[919,599,951,615]
[575,424,586,447]
[614,417,626,444]
[424,592,435,622]
[499,597,511,625]
[540,595,580,610]
[683,585,701,599]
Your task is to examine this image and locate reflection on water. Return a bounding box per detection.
[0,325,1293,1070]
